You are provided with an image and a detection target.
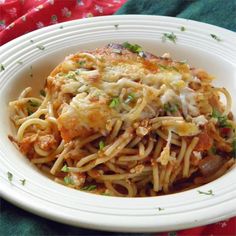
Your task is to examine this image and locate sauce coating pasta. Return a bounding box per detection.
[9,43,236,197]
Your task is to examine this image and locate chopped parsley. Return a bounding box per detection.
[197,189,214,196]
[64,176,74,185]
[124,93,135,104]
[59,25,64,29]
[40,89,46,97]
[109,97,120,108]
[30,39,34,43]
[81,185,97,191]
[163,103,179,114]
[211,108,232,128]
[78,61,86,67]
[162,32,177,43]
[210,34,222,42]
[114,24,119,29]
[0,64,5,72]
[28,100,40,107]
[122,42,142,53]
[61,164,69,172]
[20,179,26,186]
[7,172,13,182]
[16,60,23,65]
[99,140,105,150]
[209,145,217,155]
[36,45,45,50]
[75,69,80,75]
[157,207,164,211]
[180,26,186,32]
[159,64,168,70]
[65,72,77,80]
[158,64,178,72]
[232,139,236,158]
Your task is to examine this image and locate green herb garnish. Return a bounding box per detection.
[30,39,34,43]
[157,207,164,211]
[159,64,168,70]
[0,64,5,72]
[124,93,135,104]
[122,42,142,53]
[162,32,177,43]
[20,179,26,186]
[59,25,64,29]
[81,185,97,191]
[180,26,186,32]
[36,45,45,50]
[61,164,69,172]
[209,145,217,155]
[78,61,86,67]
[16,61,23,65]
[109,97,120,108]
[197,190,214,196]
[158,64,178,72]
[232,139,236,158]
[64,176,74,185]
[163,103,179,114]
[114,24,119,29]
[65,72,77,80]
[211,108,232,128]
[40,89,46,97]
[210,34,222,42]
[28,100,40,107]
[7,172,13,182]
[99,140,105,150]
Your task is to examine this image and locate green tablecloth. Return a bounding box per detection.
[1,0,236,235]
[116,0,236,31]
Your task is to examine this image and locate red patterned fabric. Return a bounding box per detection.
[0,0,126,45]
[158,218,236,236]
[0,0,235,235]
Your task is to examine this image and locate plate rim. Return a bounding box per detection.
[0,15,236,233]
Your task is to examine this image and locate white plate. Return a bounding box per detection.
[0,15,236,233]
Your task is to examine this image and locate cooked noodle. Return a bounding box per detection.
[9,43,236,197]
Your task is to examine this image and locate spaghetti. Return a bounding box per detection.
[9,43,236,197]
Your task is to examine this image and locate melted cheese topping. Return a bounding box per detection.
[46,46,214,142]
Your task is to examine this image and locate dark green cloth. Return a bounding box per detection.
[1,1,236,236]
[116,0,236,32]
[0,199,151,236]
